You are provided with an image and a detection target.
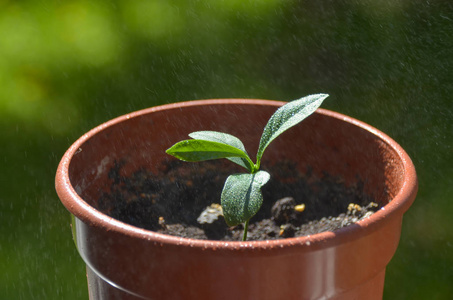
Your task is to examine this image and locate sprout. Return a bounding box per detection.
[166,94,329,240]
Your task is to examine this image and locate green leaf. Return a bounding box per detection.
[221,171,270,226]
[256,94,329,165]
[166,139,250,162]
[189,131,253,171]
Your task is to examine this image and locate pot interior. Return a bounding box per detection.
[67,101,404,215]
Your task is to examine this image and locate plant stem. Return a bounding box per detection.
[242,220,249,241]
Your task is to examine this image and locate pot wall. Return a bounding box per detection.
[56,99,417,299]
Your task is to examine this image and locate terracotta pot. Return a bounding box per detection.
[55,99,417,300]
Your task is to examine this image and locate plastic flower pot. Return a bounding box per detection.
[55,99,417,300]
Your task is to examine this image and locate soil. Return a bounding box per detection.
[98,159,380,241]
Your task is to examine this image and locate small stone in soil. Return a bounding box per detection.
[197,203,229,240]
[271,197,304,225]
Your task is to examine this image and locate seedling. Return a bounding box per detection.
[166,94,328,240]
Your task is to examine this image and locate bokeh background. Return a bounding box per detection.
[1,0,452,299]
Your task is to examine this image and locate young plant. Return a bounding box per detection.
[166,94,329,241]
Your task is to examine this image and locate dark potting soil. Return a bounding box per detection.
[98,160,380,241]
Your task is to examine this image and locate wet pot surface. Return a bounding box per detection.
[56,99,417,300]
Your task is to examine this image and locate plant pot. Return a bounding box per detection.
[55,99,417,300]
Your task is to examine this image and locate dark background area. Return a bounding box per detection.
[1,0,452,298]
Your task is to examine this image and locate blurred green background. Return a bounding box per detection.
[1,0,452,299]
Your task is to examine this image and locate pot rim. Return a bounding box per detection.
[55,99,417,251]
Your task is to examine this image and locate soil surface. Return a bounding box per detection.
[98,160,380,241]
